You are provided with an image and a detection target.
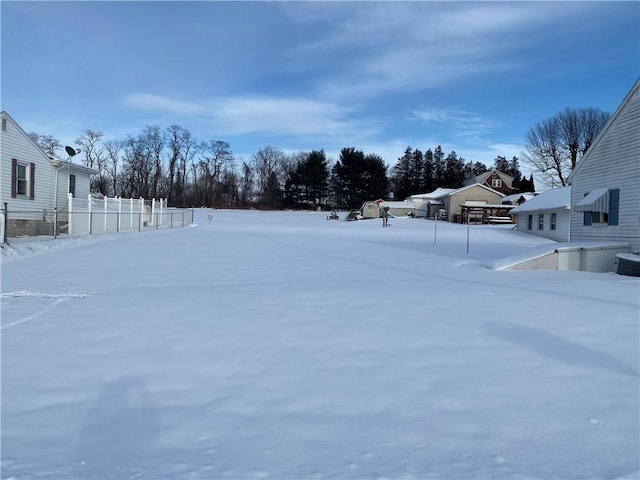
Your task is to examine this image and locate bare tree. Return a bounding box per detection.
[76,129,108,194]
[165,125,195,204]
[103,139,122,197]
[523,107,610,187]
[252,146,285,208]
[197,140,233,207]
[28,132,62,157]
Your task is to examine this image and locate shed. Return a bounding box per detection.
[361,201,381,219]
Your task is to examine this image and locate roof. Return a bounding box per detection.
[50,158,99,176]
[1,111,52,164]
[510,187,571,213]
[502,192,536,204]
[449,183,505,197]
[1,110,98,176]
[567,78,640,184]
[408,188,456,200]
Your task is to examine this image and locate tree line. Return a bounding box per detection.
[28,106,608,210]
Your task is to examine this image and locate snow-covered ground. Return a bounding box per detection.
[1,209,638,480]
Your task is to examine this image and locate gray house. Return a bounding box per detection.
[510,187,571,242]
[1,111,96,238]
[568,79,640,254]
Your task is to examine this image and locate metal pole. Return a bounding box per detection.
[466,221,470,254]
[434,212,437,245]
[54,206,58,239]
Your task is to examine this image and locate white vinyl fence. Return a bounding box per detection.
[67,194,194,236]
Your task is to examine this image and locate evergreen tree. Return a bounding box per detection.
[443,151,466,188]
[389,147,413,200]
[433,146,445,187]
[423,149,434,192]
[410,148,424,194]
[330,147,389,209]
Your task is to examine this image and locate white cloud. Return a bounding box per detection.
[122,92,377,141]
[409,107,496,142]
[123,93,207,116]
[210,95,352,137]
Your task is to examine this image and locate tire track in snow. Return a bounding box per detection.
[0,291,89,330]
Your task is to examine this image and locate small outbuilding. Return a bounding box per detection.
[361,201,381,219]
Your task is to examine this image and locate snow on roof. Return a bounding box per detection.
[502,192,535,204]
[510,187,571,213]
[407,188,456,200]
[449,183,504,197]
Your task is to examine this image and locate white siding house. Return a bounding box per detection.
[1,111,96,238]
[510,187,571,242]
[568,79,640,253]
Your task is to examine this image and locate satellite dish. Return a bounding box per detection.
[65,146,78,157]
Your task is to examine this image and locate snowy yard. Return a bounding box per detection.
[1,209,638,480]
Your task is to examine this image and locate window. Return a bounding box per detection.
[538,213,544,230]
[550,213,557,230]
[69,174,76,196]
[528,215,533,230]
[492,178,503,188]
[16,164,28,195]
[1,118,7,131]
[11,159,35,200]
[580,189,619,227]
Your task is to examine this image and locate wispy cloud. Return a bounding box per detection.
[409,107,496,142]
[123,92,376,141]
[283,2,587,100]
[123,93,208,116]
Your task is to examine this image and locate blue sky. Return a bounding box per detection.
[2,1,639,173]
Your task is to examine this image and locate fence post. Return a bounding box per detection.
[182,211,185,227]
[88,195,93,235]
[53,206,58,239]
[151,198,156,226]
[104,196,108,234]
[68,192,74,235]
[3,203,7,244]
[117,197,122,233]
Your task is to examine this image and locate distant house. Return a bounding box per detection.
[464,168,515,195]
[408,184,508,223]
[568,79,640,254]
[407,188,456,219]
[1,111,96,238]
[510,187,571,242]
[502,192,536,206]
[443,183,506,223]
